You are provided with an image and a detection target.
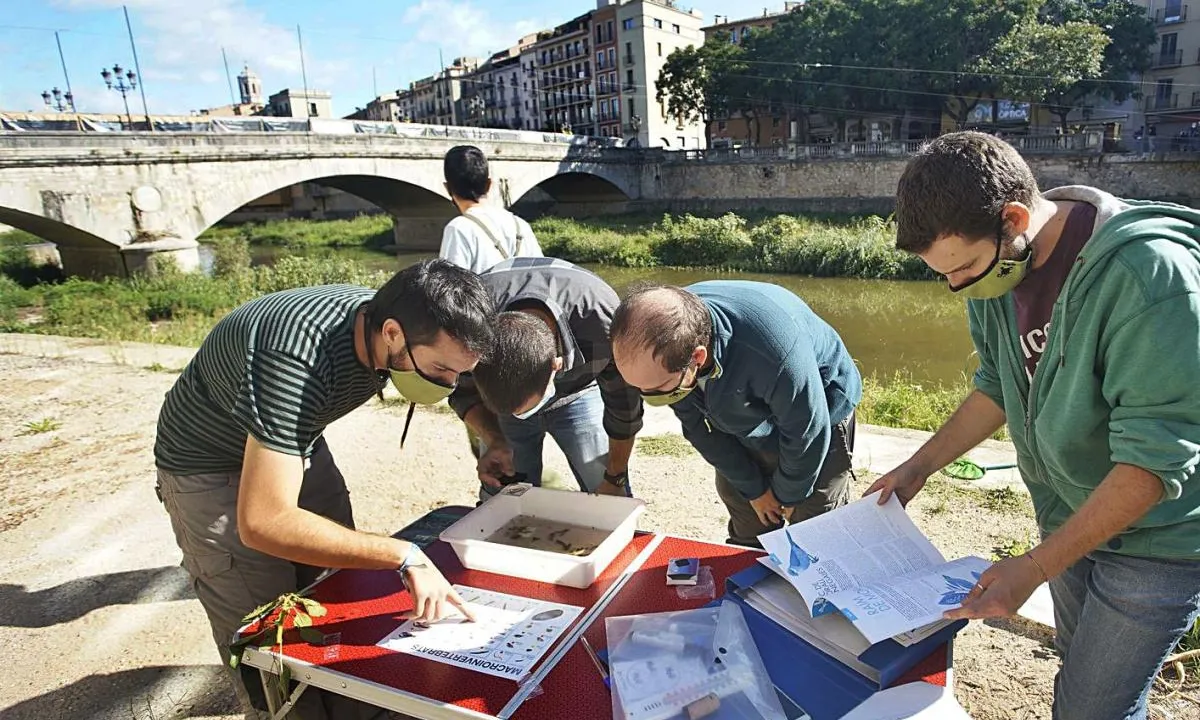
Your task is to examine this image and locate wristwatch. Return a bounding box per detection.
[399,544,429,574]
[603,470,629,488]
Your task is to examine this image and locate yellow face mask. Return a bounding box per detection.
[949,232,1032,300]
[389,367,455,405]
[641,363,697,407]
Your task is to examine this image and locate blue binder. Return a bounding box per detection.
[723,563,965,719]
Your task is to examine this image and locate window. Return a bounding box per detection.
[740,27,750,42]
[607,21,614,42]
[1161,33,1179,64]
[673,24,680,34]
[597,50,605,69]
[1166,0,1183,21]
[612,97,619,115]
[622,18,633,30]
[609,71,616,89]
[625,41,633,60]
[1156,78,1175,109]
[657,42,662,57]
[717,121,726,131]
[628,98,635,117]
[596,25,603,44]
[772,117,781,128]
[654,18,663,29]
[626,69,634,84]
[608,48,616,66]
[599,76,608,93]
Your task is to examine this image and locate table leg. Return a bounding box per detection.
[259,665,312,720]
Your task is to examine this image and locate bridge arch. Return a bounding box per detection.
[0,206,112,250]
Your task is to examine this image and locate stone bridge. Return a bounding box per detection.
[6,130,1200,277]
[0,132,642,276]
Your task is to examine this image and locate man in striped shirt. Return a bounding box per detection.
[448,258,644,499]
[154,259,495,719]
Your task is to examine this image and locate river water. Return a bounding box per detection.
[220,245,976,387]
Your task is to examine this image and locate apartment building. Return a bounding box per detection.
[534,14,596,134]
[1137,0,1200,136]
[615,0,707,148]
[518,42,542,131]
[593,2,622,137]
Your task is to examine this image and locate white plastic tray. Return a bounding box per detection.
[439,483,646,589]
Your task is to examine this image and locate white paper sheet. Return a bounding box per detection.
[840,681,972,720]
[376,585,582,680]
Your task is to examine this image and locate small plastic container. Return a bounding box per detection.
[439,483,646,588]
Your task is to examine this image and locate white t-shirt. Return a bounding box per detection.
[439,205,543,274]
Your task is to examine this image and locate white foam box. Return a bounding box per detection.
[439,483,646,589]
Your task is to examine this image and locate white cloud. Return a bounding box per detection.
[56,0,303,109]
[401,0,546,61]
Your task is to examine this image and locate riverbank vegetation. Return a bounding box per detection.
[189,212,936,281]
[0,213,969,434]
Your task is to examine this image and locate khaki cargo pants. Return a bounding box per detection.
[156,438,393,720]
[715,414,856,547]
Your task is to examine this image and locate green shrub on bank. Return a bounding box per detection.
[5,256,392,347]
[858,371,1007,440]
[531,212,937,281]
[199,214,394,249]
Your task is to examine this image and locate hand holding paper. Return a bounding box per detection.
[942,553,1044,621]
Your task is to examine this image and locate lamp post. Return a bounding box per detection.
[101,64,137,129]
[41,87,75,113]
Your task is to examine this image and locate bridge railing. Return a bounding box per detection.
[0,112,624,148]
[657,132,1108,162]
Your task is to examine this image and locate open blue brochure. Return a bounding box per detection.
[757,492,992,645]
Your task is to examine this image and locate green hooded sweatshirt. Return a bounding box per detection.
[968,185,1200,559]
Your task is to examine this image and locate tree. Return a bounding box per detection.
[656,33,747,147]
[1036,0,1157,132]
[978,19,1109,132]
[894,0,1042,128]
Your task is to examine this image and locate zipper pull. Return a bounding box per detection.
[704,418,712,433]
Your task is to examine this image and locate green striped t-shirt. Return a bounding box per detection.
[154,285,385,475]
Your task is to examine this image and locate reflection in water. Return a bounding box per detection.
[197,245,975,387]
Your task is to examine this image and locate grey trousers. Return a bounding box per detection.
[714,414,856,547]
[157,438,392,720]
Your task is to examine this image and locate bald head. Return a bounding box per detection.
[611,284,712,393]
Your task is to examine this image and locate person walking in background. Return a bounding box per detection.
[438,145,543,273]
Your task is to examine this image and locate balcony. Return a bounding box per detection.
[623,82,637,93]
[1154,5,1188,24]
[1147,93,1179,111]
[1192,91,1200,106]
[1154,50,1184,68]
[623,55,636,66]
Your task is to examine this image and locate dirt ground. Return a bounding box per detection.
[0,351,1196,720]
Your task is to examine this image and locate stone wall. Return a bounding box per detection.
[636,154,1200,215]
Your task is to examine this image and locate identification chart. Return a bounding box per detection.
[377,585,583,680]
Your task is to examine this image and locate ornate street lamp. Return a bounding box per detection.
[41,87,75,113]
[101,64,137,129]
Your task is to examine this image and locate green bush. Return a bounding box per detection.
[200,214,394,249]
[652,213,753,267]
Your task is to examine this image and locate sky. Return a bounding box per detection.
[0,0,752,118]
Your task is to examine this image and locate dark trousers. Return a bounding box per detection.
[714,414,856,548]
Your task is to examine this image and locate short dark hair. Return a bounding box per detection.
[610,284,712,372]
[366,259,495,357]
[443,145,490,201]
[471,311,557,415]
[895,131,1039,254]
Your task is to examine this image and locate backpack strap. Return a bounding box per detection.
[461,212,511,259]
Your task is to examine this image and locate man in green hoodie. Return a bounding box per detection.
[868,131,1200,719]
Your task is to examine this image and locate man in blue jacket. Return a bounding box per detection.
[611,282,862,546]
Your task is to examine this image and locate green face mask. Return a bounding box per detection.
[641,364,697,407]
[949,234,1032,300]
[389,367,455,405]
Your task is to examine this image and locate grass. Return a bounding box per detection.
[925,480,1033,517]
[991,534,1035,561]
[21,418,62,435]
[637,434,697,458]
[0,240,392,346]
[199,214,394,250]
[193,211,936,280]
[533,212,938,281]
[858,371,1007,440]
